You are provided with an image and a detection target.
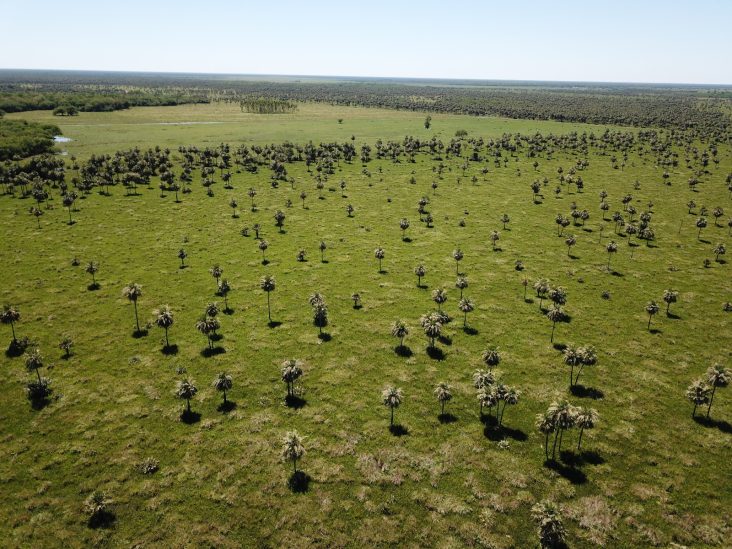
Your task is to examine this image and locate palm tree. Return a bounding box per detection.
[374,247,385,272]
[533,278,550,309]
[434,382,452,415]
[319,240,327,262]
[686,379,711,418]
[414,264,426,286]
[176,379,198,413]
[1,304,21,342]
[62,193,75,224]
[546,307,565,342]
[489,230,500,250]
[195,316,219,349]
[274,210,286,232]
[382,386,403,427]
[473,368,495,390]
[351,293,361,308]
[205,302,220,318]
[645,300,660,330]
[391,320,409,348]
[85,261,99,287]
[565,235,576,256]
[496,384,519,428]
[122,283,143,332]
[548,400,576,458]
[260,275,276,322]
[455,276,468,298]
[58,335,73,358]
[477,386,499,418]
[452,249,464,274]
[501,214,510,230]
[212,372,233,404]
[535,412,556,461]
[458,297,474,327]
[297,249,307,262]
[313,303,328,334]
[281,431,305,474]
[663,289,678,314]
[229,198,238,218]
[400,218,410,240]
[248,187,257,210]
[420,312,442,348]
[258,240,269,263]
[432,288,448,311]
[84,492,111,522]
[574,407,598,450]
[531,500,567,549]
[481,346,501,371]
[713,243,726,262]
[696,217,708,239]
[281,359,304,398]
[218,279,232,311]
[300,191,307,208]
[705,364,730,418]
[209,265,223,290]
[153,305,174,348]
[346,203,354,217]
[178,249,187,268]
[606,240,618,270]
[24,348,44,383]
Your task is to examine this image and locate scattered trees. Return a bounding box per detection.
[122,283,143,333]
[382,386,403,428]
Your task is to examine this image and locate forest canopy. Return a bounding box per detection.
[0,119,60,160]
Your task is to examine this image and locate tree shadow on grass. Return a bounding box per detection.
[268,321,282,328]
[649,328,662,335]
[666,312,682,320]
[288,471,311,493]
[132,329,148,339]
[694,415,732,433]
[180,410,201,424]
[402,237,413,243]
[426,346,445,361]
[201,346,226,357]
[223,307,235,316]
[544,459,587,485]
[6,340,28,358]
[395,345,413,357]
[570,384,605,400]
[210,333,224,342]
[285,395,307,409]
[30,396,52,411]
[161,344,179,356]
[88,510,116,529]
[438,413,458,424]
[482,418,527,441]
[463,326,479,335]
[553,342,568,352]
[87,283,101,291]
[610,270,624,277]
[317,332,332,342]
[437,335,452,346]
[389,424,409,436]
[217,400,237,413]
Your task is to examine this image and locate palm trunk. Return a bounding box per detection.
[558,429,564,452]
[267,293,272,322]
[707,386,716,418]
[10,321,16,341]
[551,430,560,460]
[390,407,394,427]
[544,432,550,460]
[692,403,697,417]
[647,315,652,330]
[187,399,191,412]
[441,401,445,415]
[463,312,467,327]
[570,365,574,388]
[550,322,556,342]
[36,368,42,384]
[133,301,140,331]
[577,428,584,451]
[164,328,169,347]
[223,390,227,404]
[293,458,297,474]
[67,207,72,224]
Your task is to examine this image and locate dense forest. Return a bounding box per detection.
[0,119,60,160]
[1,70,730,133]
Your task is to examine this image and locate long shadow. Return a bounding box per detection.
[417,284,427,290]
[268,321,283,328]
[287,471,311,493]
[649,328,662,335]
[402,237,413,243]
[610,270,624,277]
[223,308,234,316]
[570,384,605,400]
[87,283,101,291]
[395,345,413,357]
[389,424,409,436]
[285,395,307,409]
[317,332,332,342]
[463,326,479,335]
[6,340,29,358]
[666,312,681,320]
[694,416,732,433]
[217,400,237,413]
[438,413,458,424]
[524,298,534,304]
[437,335,452,346]
[568,254,579,260]
[426,346,445,360]
[201,346,226,357]
[553,342,568,352]
[88,511,116,529]
[180,410,201,424]
[161,344,179,356]
[544,459,587,485]
[132,329,148,339]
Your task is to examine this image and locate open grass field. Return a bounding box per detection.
[1,103,731,547]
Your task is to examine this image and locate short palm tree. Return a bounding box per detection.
[319,240,327,262]
[24,348,44,383]
[85,261,99,287]
[501,214,510,229]
[434,382,452,415]
[274,209,286,232]
[546,307,565,342]
[645,300,660,330]
[432,288,448,311]
[705,364,730,418]
[455,276,468,298]
[663,289,678,314]
[177,248,187,268]
[153,305,174,347]
[374,247,385,272]
[209,265,223,290]
[686,379,711,418]
[489,230,500,250]
[420,312,442,348]
[481,346,501,371]
[58,335,73,358]
[258,240,269,263]
[281,431,305,474]
[531,500,566,549]
[452,248,464,274]
[218,279,232,311]
[606,240,618,270]
[458,297,474,327]
[281,359,304,398]
[1,304,21,342]
[260,275,276,322]
[391,320,409,348]
[473,368,495,390]
[696,217,707,239]
[713,243,726,262]
[176,379,198,413]
[400,218,410,240]
[195,316,220,349]
[414,264,426,286]
[382,386,403,427]
[122,283,143,332]
[574,406,599,450]
[477,386,499,417]
[212,372,233,404]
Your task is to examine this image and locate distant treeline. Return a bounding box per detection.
[239,97,297,114]
[0,70,730,133]
[0,119,60,160]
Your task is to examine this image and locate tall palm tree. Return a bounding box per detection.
[274,210,286,232]
[122,283,143,332]
[489,230,500,251]
[58,335,73,358]
[313,303,328,334]
[374,247,385,272]
[713,243,726,262]
[258,240,269,263]
[458,297,474,327]
[663,289,678,314]
[606,240,618,270]
[565,235,576,256]
[477,386,498,417]
[414,264,426,286]
[0,304,21,342]
[209,265,223,291]
[455,276,468,298]
[705,364,730,418]
[496,384,519,427]
[432,288,448,311]
[473,368,495,390]
[281,431,305,474]
[218,279,232,311]
[546,307,565,342]
[248,187,257,210]
[391,320,409,348]
[420,312,442,348]
[696,217,707,239]
[548,400,576,459]
[212,372,233,404]
[153,305,174,348]
[319,241,327,262]
[434,382,452,415]
[501,214,510,230]
[24,348,44,383]
[400,218,410,240]
[686,379,711,418]
[178,249,187,268]
[574,407,599,450]
[452,249,464,274]
[195,316,219,349]
[176,379,198,413]
[481,346,501,371]
[281,359,304,398]
[533,278,550,309]
[382,386,403,427]
[645,301,660,330]
[85,261,99,287]
[260,275,276,322]
[535,412,556,461]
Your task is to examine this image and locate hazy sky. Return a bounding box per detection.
[2,0,730,84]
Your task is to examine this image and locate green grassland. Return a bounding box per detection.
[0,103,731,547]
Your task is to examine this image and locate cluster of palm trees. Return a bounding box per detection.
[562,345,597,388]
[686,364,730,419]
[535,400,599,461]
[175,371,234,416]
[532,279,568,342]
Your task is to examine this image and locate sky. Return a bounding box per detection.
[2,0,731,85]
